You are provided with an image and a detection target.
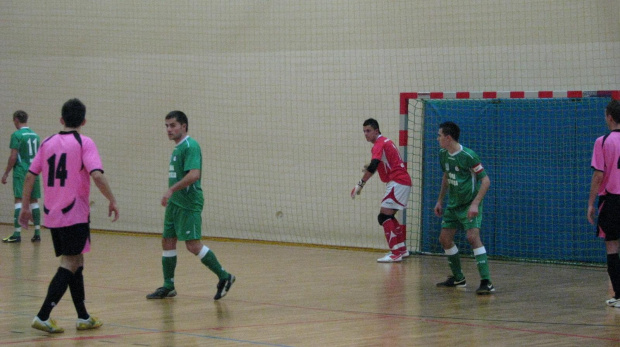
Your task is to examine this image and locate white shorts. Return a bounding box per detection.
[381,181,411,210]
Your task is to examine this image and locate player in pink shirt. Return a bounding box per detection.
[352,118,412,262]
[588,99,620,307]
[19,99,119,333]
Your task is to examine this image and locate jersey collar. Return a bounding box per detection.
[448,144,463,156]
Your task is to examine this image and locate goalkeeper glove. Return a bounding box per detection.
[351,180,366,199]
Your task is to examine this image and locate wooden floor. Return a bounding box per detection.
[1,225,620,346]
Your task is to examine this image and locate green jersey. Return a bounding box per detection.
[439,144,487,209]
[168,136,204,211]
[9,126,40,176]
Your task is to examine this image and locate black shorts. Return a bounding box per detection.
[598,194,620,241]
[50,223,91,257]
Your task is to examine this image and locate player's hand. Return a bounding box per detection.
[433,202,443,217]
[467,203,479,220]
[109,201,119,222]
[161,189,173,207]
[351,180,365,199]
[587,205,596,225]
[18,208,33,229]
[1,173,8,184]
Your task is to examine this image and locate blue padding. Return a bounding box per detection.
[420,98,610,263]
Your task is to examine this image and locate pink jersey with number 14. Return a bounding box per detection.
[28,131,103,228]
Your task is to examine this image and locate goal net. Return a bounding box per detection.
[402,91,620,264]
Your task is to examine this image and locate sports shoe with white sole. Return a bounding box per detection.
[475,279,495,295]
[76,316,103,330]
[146,286,177,299]
[214,274,235,300]
[2,235,21,243]
[377,253,403,263]
[32,316,64,333]
[383,250,410,258]
[436,276,466,288]
[606,297,620,307]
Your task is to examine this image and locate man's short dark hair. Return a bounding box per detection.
[13,110,28,123]
[607,100,620,124]
[363,118,380,134]
[165,111,189,132]
[439,121,460,142]
[62,98,86,128]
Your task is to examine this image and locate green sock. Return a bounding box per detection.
[32,207,41,236]
[448,253,465,281]
[475,253,491,281]
[200,250,228,280]
[13,208,21,237]
[162,255,177,289]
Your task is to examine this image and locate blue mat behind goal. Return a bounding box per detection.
[420,97,610,264]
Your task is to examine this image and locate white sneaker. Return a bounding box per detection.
[606,298,620,307]
[383,250,410,258]
[377,253,403,263]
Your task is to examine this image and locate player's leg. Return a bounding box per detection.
[4,173,24,242]
[377,182,410,262]
[147,205,178,299]
[605,240,620,306]
[376,210,405,262]
[462,203,494,294]
[57,223,102,330]
[436,227,466,287]
[3,198,22,243]
[465,227,494,294]
[30,177,42,241]
[181,210,235,300]
[32,227,71,333]
[600,195,620,307]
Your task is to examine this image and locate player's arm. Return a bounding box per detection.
[91,170,119,222]
[1,148,18,184]
[351,159,380,199]
[161,169,200,206]
[587,170,604,225]
[434,173,449,217]
[468,175,490,219]
[18,171,36,228]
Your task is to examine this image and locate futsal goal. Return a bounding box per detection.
[400,90,620,264]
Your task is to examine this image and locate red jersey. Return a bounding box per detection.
[371,135,412,185]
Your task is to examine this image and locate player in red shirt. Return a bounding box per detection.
[352,118,412,262]
[588,100,620,307]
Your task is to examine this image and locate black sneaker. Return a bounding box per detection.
[436,276,466,288]
[214,274,235,300]
[2,235,21,243]
[31,235,41,242]
[476,280,495,295]
[146,287,177,299]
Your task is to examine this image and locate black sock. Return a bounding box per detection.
[69,266,89,320]
[37,267,73,321]
[607,254,620,299]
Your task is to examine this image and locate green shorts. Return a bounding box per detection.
[441,202,483,231]
[13,172,41,199]
[163,203,202,241]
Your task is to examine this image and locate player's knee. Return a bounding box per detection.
[377,213,394,226]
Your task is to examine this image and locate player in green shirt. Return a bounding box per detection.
[2,110,42,243]
[146,110,235,301]
[433,121,494,295]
